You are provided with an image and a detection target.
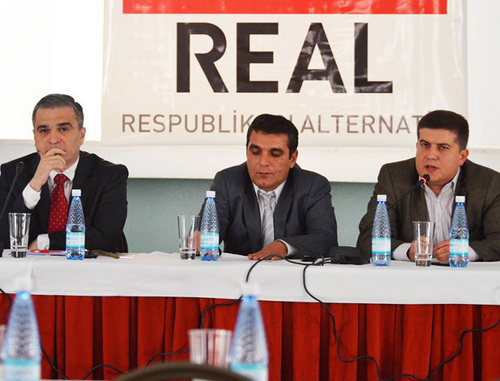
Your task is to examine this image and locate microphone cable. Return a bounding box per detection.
[300,257,500,381]
[0,286,12,324]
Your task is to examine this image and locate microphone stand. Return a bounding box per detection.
[0,162,25,255]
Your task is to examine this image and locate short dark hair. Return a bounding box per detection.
[246,114,299,158]
[32,94,84,129]
[417,110,469,150]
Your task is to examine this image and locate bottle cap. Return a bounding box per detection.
[377,194,387,202]
[240,282,260,297]
[455,196,465,203]
[72,189,82,197]
[13,277,33,293]
[206,190,216,198]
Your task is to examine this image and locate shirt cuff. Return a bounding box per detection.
[393,243,412,261]
[22,183,41,210]
[278,239,295,255]
[468,245,479,262]
[37,234,50,250]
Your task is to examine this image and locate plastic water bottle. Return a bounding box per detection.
[449,195,469,268]
[200,190,219,261]
[231,283,268,381]
[0,279,41,381]
[66,189,85,260]
[372,194,391,266]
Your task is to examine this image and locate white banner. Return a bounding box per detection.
[102,0,466,149]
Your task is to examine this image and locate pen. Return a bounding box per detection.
[93,250,120,259]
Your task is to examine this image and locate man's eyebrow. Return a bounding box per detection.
[35,125,48,131]
[56,122,72,128]
[249,143,261,150]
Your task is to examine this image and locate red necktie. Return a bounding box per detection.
[48,174,69,233]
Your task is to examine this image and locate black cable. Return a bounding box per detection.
[301,260,500,381]
[41,344,70,380]
[200,298,241,330]
[0,286,12,324]
[426,318,500,381]
[81,363,126,380]
[145,349,190,367]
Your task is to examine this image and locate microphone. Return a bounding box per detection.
[0,161,25,253]
[386,173,430,213]
[359,173,430,235]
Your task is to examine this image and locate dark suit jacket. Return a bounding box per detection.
[210,163,338,257]
[0,151,128,252]
[357,158,500,261]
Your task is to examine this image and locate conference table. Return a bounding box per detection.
[0,251,499,380]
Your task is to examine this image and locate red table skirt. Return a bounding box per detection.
[1,296,499,380]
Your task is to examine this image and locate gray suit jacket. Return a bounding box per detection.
[210,163,338,257]
[357,158,500,261]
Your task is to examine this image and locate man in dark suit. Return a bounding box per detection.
[0,94,128,252]
[210,114,338,260]
[358,110,500,262]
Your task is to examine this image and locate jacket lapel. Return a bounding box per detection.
[71,152,92,209]
[242,175,261,253]
[274,169,294,240]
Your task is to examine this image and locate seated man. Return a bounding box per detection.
[357,110,500,262]
[209,113,338,260]
[0,94,128,252]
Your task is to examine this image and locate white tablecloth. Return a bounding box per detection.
[1,251,499,305]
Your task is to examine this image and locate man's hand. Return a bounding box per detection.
[248,240,287,261]
[28,240,38,250]
[433,239,450,262]
[408,241,416,261]
[30,148,67,192]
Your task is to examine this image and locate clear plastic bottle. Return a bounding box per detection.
[0,279,41,381]
[200,190,219,261]
[231,283,268,381]
[372,194,391,266]
[449,195,469,268]
[66,189,85,260]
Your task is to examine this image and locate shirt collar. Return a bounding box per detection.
[253,180,286,201]
[423,167,461,199]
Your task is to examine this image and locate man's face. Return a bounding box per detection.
[33,106,86,167]
[416,128,468,194]
[246,130,298,192]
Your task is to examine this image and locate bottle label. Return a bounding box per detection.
[372,237,391,255]
[450,239,468,257]
[66,232,85,249]
[3,360,41,381]
[200,232,219,250]
[231,364,268,381]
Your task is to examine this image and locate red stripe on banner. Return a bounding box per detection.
[123,0,447,14]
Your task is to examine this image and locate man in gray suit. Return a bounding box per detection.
[210,114,338,260]
[358,110,500,262]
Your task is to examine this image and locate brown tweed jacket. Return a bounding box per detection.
[357,158,500,261]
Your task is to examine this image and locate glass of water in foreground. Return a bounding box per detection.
[177,215,200,260]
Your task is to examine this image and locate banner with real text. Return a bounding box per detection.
[102,0,466,148]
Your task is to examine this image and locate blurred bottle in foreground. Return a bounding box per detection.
[231,283,268,381]
[0,278,41,381]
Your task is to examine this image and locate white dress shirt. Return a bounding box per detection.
[22,159,79,249]
[253,181,296,255]
[393,168,479,262]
